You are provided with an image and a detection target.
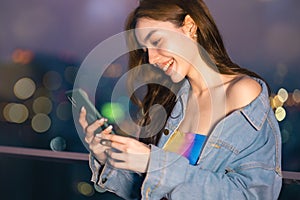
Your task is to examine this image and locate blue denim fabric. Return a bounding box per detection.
[90,78,282,200]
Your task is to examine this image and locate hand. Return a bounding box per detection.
[79,107,112,164]
[102,134,151,173]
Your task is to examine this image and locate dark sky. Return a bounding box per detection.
[1,0,299,66]
[0,0,138,60]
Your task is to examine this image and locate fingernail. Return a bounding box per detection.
[81,107,85,112]
[98,118,104,123]
[107,125,113,130]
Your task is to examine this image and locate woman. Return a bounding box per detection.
[79,0,282,199]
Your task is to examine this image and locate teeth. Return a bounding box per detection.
[163,65,168,71]
[163,59,173,71]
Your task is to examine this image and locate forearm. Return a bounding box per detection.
[89,153,144,200]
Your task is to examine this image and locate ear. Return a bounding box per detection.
[181,15,197,38]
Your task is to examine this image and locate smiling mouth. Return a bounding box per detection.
[162,59,174,72]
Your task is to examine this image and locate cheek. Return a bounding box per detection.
[170,60,188,82]
[176,58,191,73]
[160,39,181,55]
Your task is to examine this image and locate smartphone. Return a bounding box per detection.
[65,88,116,135]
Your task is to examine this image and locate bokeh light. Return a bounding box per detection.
[56,101,72,121]
[285,93,295,107]
[12,49,34,64]
[64,66,78,84]
[50,136,66,151]
[292,89,300,103]
[43,71,62,91]
[3,104,14,122]
[31,113,51,133]
[3,103,29,123]
[33,96,52,114]
[275,106,286,122]
[13,77,36,100]
[270,95,283,109]
[0,103,7,121]
[277,88,288,103]
[101,102,124,123]
[77,182,94,197]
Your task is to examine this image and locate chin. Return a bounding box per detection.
[170,73,185,83]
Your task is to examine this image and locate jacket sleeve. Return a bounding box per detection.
[141,145,282,200]
[89,154,144,200]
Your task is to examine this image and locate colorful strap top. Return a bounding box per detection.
[163,130,207,165]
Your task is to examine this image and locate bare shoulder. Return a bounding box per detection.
[226,76,262,111]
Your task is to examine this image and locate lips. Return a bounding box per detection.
[160,58,174,72]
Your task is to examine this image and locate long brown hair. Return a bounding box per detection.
[125,0,269,145]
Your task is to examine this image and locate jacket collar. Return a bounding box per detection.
[176,78,271,131]
[240,78,271,130]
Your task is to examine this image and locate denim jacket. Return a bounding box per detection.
[90,78,282,200]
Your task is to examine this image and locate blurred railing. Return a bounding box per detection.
[1,145,300,184]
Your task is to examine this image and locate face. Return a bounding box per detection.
[135,17,199,83]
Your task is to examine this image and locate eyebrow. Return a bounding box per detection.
[143,30,157,43]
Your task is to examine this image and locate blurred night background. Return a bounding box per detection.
[0,0,299,199]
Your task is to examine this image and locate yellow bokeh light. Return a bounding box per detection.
[31,113,51,133]
[77,182,94,196]
[14,77,36,100]
[43,71,62,91]
[275,106,286,122]
[3,103,13,122]
[292,89,300,103]
[3,103,29,123]
[271,95,283,109]
[277,88,288,103]
[33,96,52,114]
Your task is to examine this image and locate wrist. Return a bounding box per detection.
[94,152,107,165]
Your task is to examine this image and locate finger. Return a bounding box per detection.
[90,132,111,147]
[91,125,113,146]
[79,107,88,130]
[107,150,126,162]
[86,118,106,135]
[101,125,113,135]
[84,119,106,144]
[90,134,110,154]
[91,133,102,144]
[107,157,127,171]
[106,150,126,169]
[103,134,131,144]
[110,142,128,153]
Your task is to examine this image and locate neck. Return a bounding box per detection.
[187,55,224,96]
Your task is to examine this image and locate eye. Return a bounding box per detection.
[151,38,161,47]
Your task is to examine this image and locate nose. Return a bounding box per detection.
[147,48,160,64]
